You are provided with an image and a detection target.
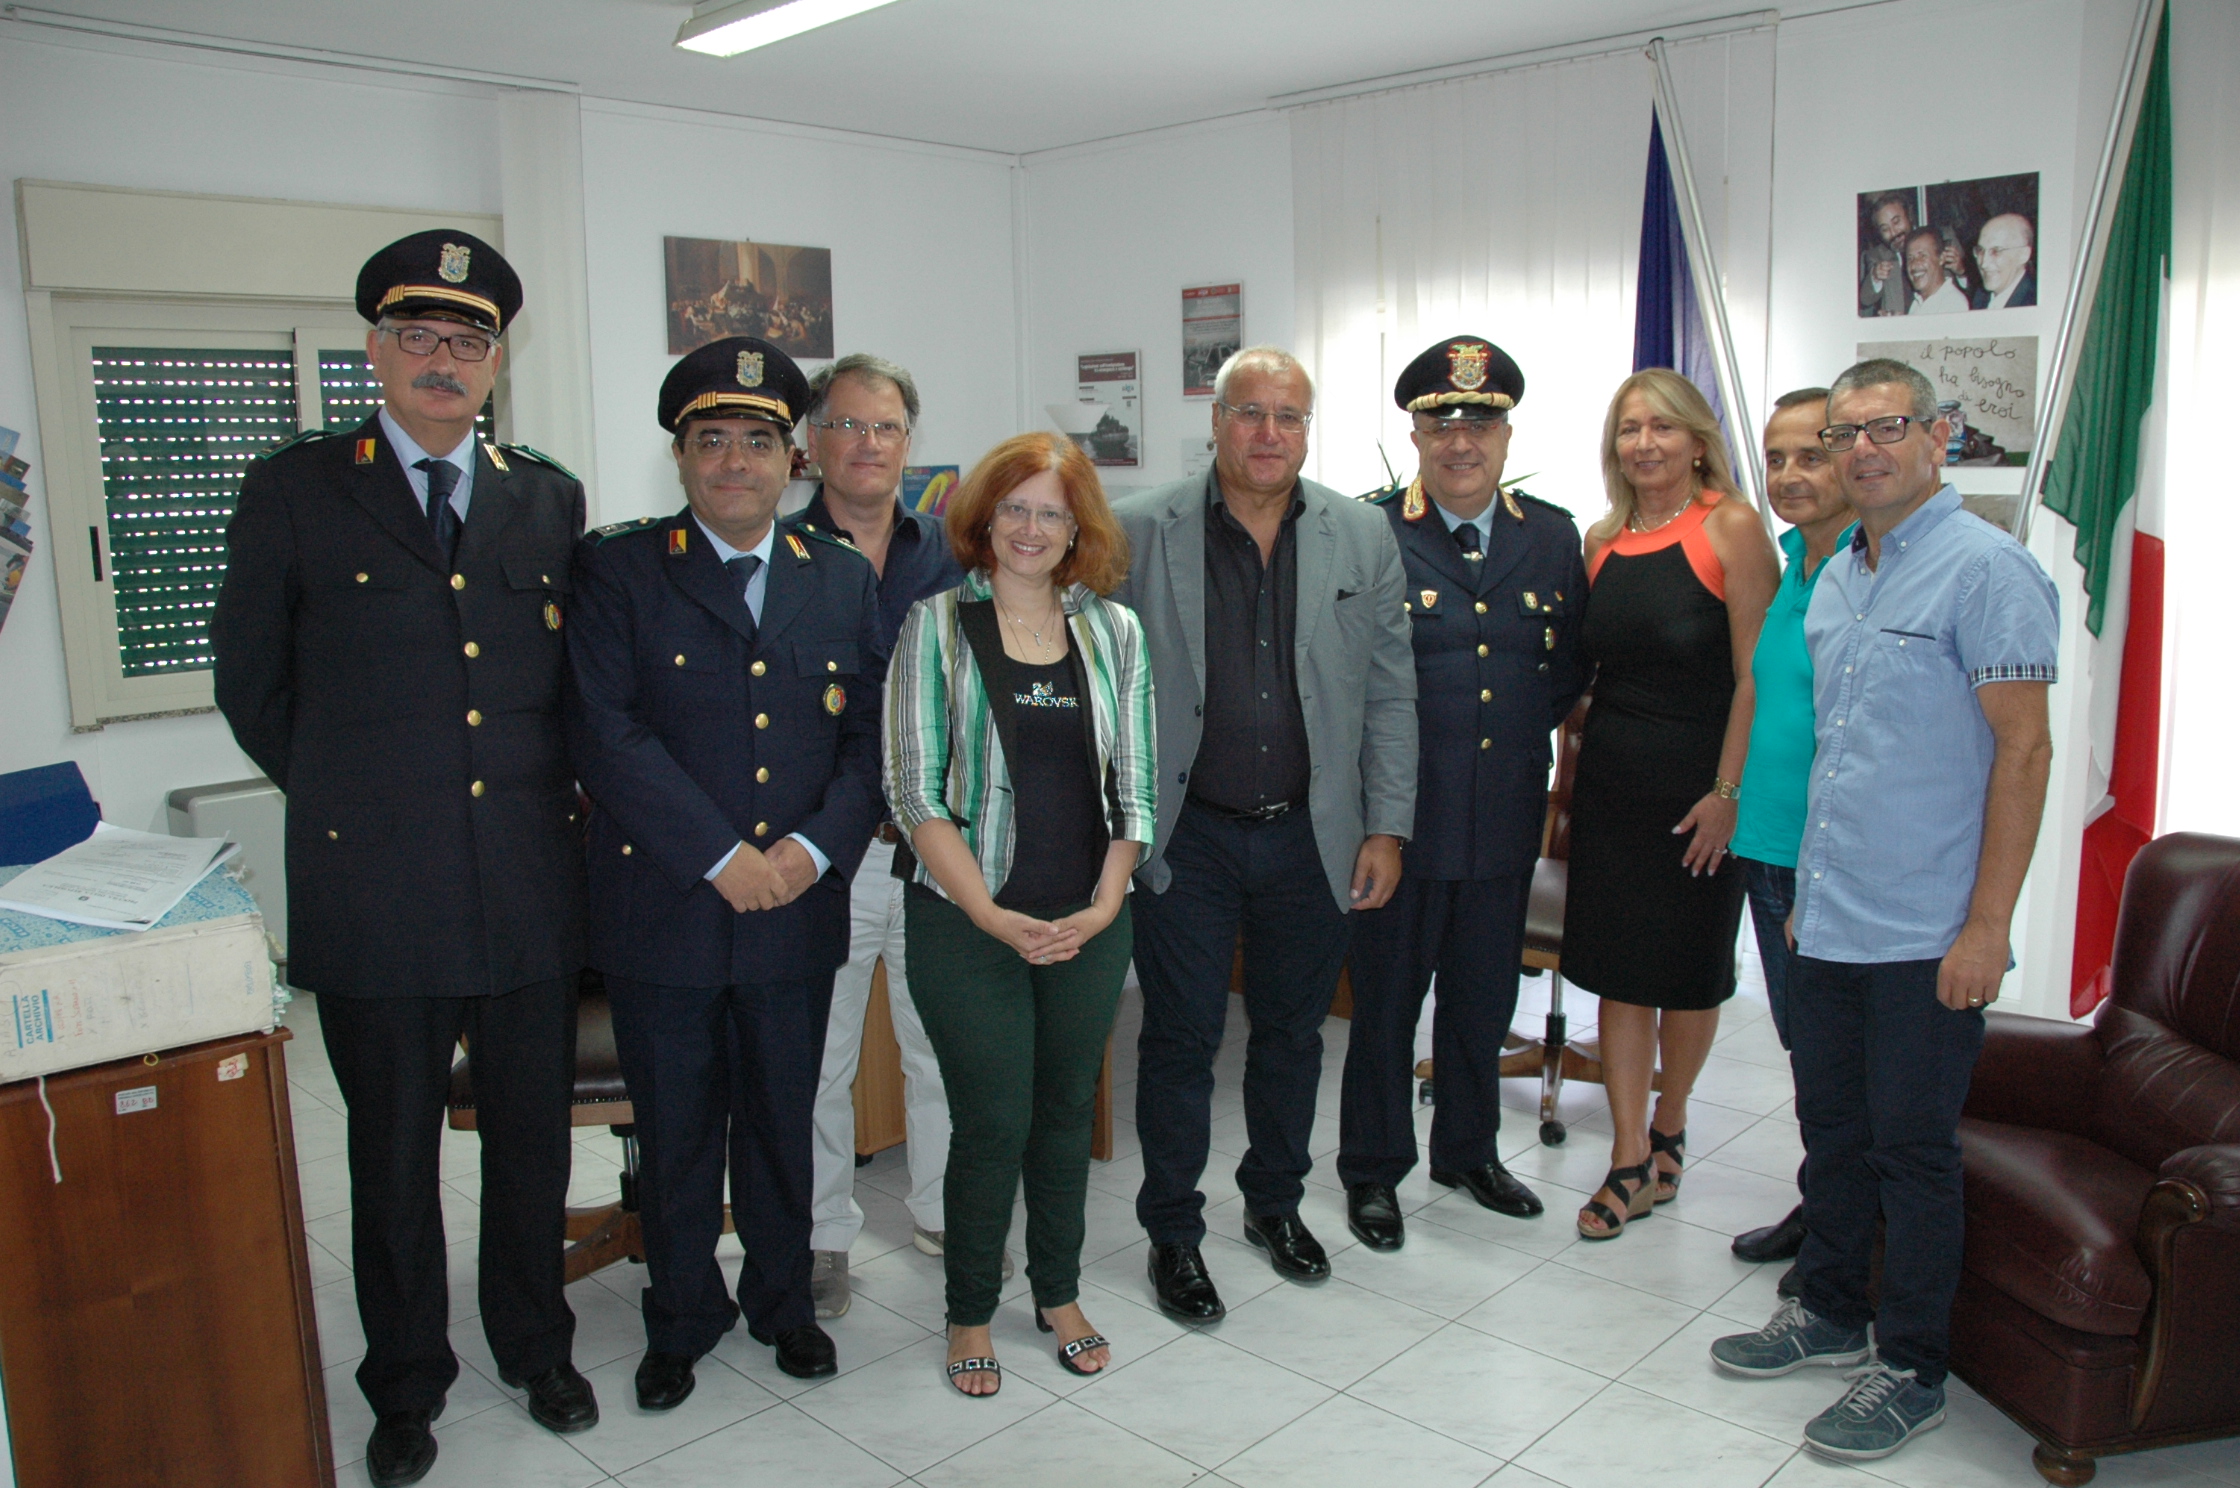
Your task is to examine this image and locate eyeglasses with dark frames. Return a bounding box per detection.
[382,325,495,362]
[1819,415,1920,452]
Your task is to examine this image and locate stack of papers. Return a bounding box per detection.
[0,824,240,932]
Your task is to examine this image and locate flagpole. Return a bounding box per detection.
[1647,38,1770,528]
[2015,0,2166,545]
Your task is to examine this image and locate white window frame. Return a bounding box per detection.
[18,180,503,730]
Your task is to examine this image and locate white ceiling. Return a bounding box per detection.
[22,0,1802,155]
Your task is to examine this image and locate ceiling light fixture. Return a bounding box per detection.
[674,0,909,58]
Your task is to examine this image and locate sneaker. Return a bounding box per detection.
[810,1250,850,1320]
[1803,1361,1947,1460]
[912,1226,1014,1279]
[1710,1296,1873,1377]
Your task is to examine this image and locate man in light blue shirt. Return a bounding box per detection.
[1711,359,2056,1464]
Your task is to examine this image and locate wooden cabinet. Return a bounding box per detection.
[0,1029,332,1488]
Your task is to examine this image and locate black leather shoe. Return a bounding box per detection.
[366,1406,440,1488]
[1732,1205,1807,1263]
[1147,1242,1226,1322]
[1242,1212,1331,1280]
[514,1362,597,1435]
[635,1350,697,1411]
[769,1323,838,1379]
[1776,1263,1802,1300]
[1430,1161,1544,1218]
[1346,1183,1405,1251]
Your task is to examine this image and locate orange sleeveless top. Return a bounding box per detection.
[1586,497,1725,601]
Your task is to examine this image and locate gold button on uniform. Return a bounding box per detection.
[826,660,838,672]
[451,574,465,591]
[327,830,338,841]
[464,641,480,657]
[1480,689,1492,702]
[1477,644,1489,657]
[470,780,485,797]
[622,844,633,855]
[755,822,770,837]
[755,713,770,729]
[354,572,369,584]
[1481,738,1492,750]
[756,767,770,783]
[675,654,687,667]
[466,709,482,726]
[1474,601,1488,613]
[751,660,767,677]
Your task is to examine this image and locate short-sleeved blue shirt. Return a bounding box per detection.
[1795,486,2059,964]
[1732,521,1854,869]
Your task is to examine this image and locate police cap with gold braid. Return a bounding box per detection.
[658,335,810,435]
[1394,336,1525,419]
[355,229,520,333]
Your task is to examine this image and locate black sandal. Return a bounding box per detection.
[1650,1127,1688,1204]
[1037,1307,1112,1376]
[944,1355,1000,1396]
[1575,1160,1655,1240]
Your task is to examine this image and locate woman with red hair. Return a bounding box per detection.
[884,431,1156,1396]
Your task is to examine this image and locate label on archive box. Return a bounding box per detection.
[216,1054,247,1082]
[114,1085,158,1115]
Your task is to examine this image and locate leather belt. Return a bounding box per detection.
[1186,795,1301,824]
[874,821,903,845]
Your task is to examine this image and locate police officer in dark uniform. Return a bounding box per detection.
[565,337,885,1412]
[212,229,595,1487]
[1338,336,1589,1251]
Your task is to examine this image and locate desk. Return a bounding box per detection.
[0,1029,332,1488]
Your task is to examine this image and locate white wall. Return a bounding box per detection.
[1019,113,1294,498]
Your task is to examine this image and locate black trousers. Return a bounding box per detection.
[605,974,834,1354]
[1132,803,1353,1245]
[1338,873,1529,1187]
[317,980,578,1416]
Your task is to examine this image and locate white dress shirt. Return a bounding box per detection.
[378,407,476,521]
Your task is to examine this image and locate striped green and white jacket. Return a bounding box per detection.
[884,570,1157,903]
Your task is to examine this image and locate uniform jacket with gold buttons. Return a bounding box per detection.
[1373,481,1590,880]
[564,509,886,987]
[212,414,587,999]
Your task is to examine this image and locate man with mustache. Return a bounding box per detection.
[212,231,595,1486]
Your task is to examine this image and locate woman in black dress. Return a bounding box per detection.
[1565,369,1779,1240]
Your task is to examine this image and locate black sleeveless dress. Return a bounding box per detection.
[1561,501,1745,1010]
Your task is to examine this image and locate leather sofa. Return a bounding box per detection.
[1952,832,2240,1484]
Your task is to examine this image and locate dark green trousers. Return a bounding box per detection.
[903,885,1131,1326]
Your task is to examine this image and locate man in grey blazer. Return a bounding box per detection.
[1110,346,1417,1320]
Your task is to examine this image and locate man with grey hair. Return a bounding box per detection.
[1970,213,2037,310]
[795,353,964,1318]
[1711,357,2056,1463]
[1111,345,1417,1320]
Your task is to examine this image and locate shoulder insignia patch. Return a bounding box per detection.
[1362,481,1404,507]
[1402,479,1428,522]
[792,523,866,559]
[1511,488,1575,519]
[589,516,662,544]
[784,532,812,562]
[257,428,345,463]
[502,444,580,482]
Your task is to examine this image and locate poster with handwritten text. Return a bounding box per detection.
[1857,337,2037,466]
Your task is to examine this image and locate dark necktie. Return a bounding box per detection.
[1453,519,1484,561]
[725,554,763,641]
[415,458,462,567]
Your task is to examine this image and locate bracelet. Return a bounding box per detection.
[1713,778,1741,801]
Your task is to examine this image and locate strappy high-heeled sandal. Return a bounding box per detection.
[945,1354,1001,1397]
[1576,1160,1656,1240]
[1650,1126,1688,1204]
[1037,1308,1113,1376]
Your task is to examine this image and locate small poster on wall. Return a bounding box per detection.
[1182,284,1243,398]
[1073,353,1142,467]
[665,235,835,358]
[1856,337,2037,466]
[1856,173,2039,319]
[902,466,960,517]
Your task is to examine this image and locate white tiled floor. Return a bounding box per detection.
[280,956,2240,1488]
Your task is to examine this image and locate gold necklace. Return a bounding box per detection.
[1630,488,1699,533]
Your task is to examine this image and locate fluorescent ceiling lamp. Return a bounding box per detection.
[675,0,909,57]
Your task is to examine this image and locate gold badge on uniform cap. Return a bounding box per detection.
[823,683,846,716]
[545,601,563,631]
[668,527,688,555]
[1447,341,1490,391]
[354,438,377,465]
[736,351,765,388]
[1419,589,1439,610]
[438,242,472,283]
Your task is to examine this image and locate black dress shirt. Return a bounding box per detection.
[1191,483,1311,812]
[800,487,963,654]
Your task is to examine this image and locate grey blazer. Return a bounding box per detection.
[1111,472,1417,910]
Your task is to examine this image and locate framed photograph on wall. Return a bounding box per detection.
[1182,283,1242,399]
[664,236,834,358]
[1855,173,2039,319]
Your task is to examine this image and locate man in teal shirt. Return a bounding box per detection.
[1727,388,1855,1274]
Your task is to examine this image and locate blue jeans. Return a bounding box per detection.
[1789,954,1984,1387]
[1738,857,1798,1051]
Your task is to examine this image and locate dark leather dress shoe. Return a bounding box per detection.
[1346,1183,1405,1251]
[1147,1241,1226,1322]
[1732,1205,1807,1263]
[768,1323,838,1379]
[366,1405,440,1488]
[1242,1212,1331,1280]
[1430,1161,1544,1218]
[513,1362,598,1435]
[635,1350,698,1411]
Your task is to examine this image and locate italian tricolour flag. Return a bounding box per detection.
[2043,9,2171,1018]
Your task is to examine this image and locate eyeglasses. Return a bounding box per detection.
[1216,402,1311,434]
[688,428,784,457]
[383,325,494,362]
[1819,415,1918,452]
[1416,416,1505,441]
[993,500,1075,532]
[808,415,909,445]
